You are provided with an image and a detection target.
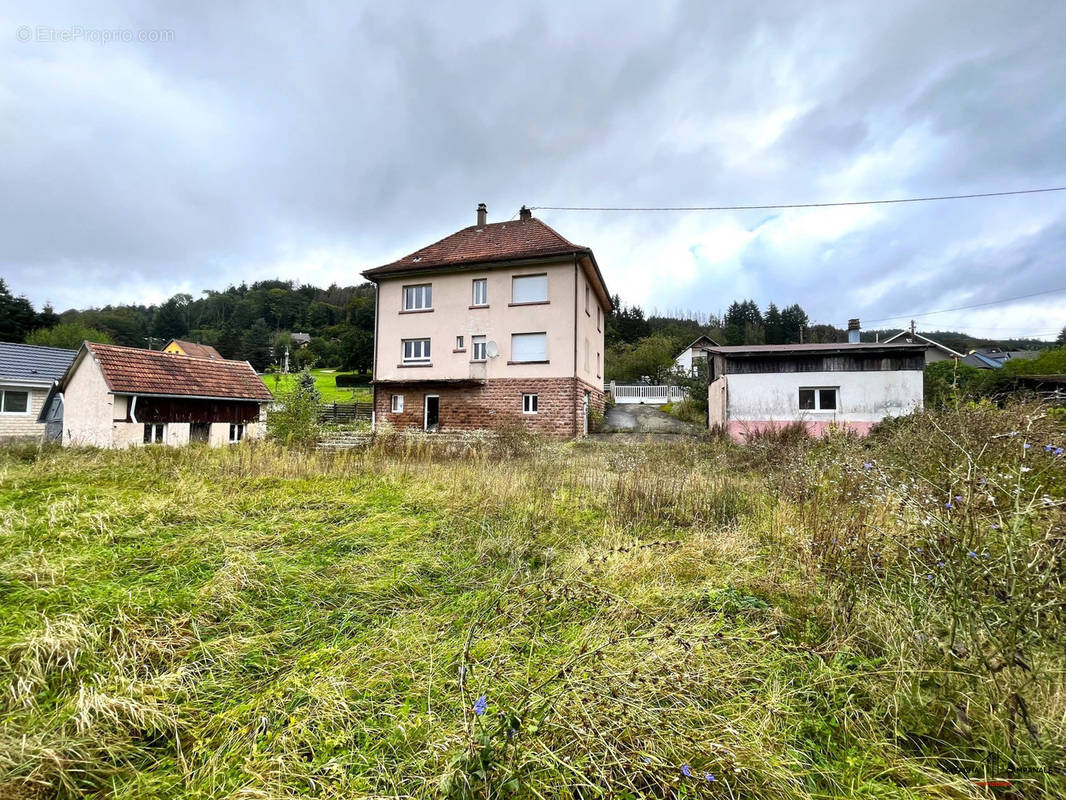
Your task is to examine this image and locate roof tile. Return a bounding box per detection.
[85,343,272,400]
[362,217,591,277]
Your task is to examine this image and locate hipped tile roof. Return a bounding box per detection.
[85,342,272,401]
[362,217,592,278]
[165,339,223,360]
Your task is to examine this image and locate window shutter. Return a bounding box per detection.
[512,275,548,303]
[511,333,547,362]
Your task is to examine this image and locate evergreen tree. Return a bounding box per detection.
[0,278,38,342]
[780,304,810,343]
[1057,326,1066,345]
[764,303,784,344]
[723,300,763,345]
[36,304,60,330]
[152,295,191,340]
[242,318,274,371]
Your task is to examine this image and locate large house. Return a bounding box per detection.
[0,342,77,442]
[361,204,611,436]
[41,342,272,448]
[705,342,927,440]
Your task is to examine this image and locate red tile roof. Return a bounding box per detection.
[84,342,272,401]
[362,217,593,278]
[165,339,223,359]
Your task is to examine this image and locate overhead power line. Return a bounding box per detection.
[532,185,1066,213]
[851,286,1066,327]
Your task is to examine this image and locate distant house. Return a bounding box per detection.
[704,342,927,441]
[674,335,722,375]
[41,342,272,448]
[881,330,963,364]
[361,203,611,437]
[162,339,223,360]
[960,347,1040,369]
[0,342,77,442]
[291,333,312,348]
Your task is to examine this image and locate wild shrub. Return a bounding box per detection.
[266,370,321,446]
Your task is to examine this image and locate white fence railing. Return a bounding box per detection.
[606,382,689,405]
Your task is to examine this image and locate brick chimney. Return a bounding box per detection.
[476,203,487,227]
[847,318,861,344]
[519,205,532,220]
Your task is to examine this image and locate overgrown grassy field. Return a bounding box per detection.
[262,369,371,403]
[1,404,1064,799]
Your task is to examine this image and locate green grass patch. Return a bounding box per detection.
[0,405,1063,798]
[262,369,371,403]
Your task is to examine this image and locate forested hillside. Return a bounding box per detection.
[3,277,1059,378]
[1,278,375,372]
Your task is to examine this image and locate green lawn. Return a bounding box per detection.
[262,368,371,403]
[0,406,1063,798]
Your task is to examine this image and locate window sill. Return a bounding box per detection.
[470,359,487,364]
[453,348,466,353]
[399,308,434,314]
[398,362,433,368]
[507,360,550,365]
[508,301,550,307]
[469,304,489,310]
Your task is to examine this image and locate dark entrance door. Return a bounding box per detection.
[190,422,210,443]
[424,395,440,432]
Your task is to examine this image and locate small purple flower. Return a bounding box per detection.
[945,501,954,510]
[954,495,963,503]
[705,773,716,782]
[1023,442,1031,450]
[937,560,945,567]
[1055,447,1064,456]
[967,551,977,558]
[863,462,873,471]
[473,695,487,716]
[982,552,990,558]
[644,757,652,765]
[1046,445,1055,452]
[915,547,923,553]
[682,765,692,777]
[990,524,999,530]
[925,573,934,581]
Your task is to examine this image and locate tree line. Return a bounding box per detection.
[1,277,375,373]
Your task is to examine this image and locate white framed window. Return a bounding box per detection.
[402,284,432,311]
[143,422,165,444]
[402,338,431,363]
[391,394,404,412]
[471,335,487,362]
[523,393,538,414]
[799,387,838,411]
[512,274,548,304]
[0,389,29,414]
[229,423,245,443]
[456,335,465,350]
[511,332,547,363]
[472,278,487,307]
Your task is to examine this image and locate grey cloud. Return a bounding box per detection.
[1,0,1063,337]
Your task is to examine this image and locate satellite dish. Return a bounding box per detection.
[486,341,499,358]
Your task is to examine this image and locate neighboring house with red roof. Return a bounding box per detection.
[162,338,223,360]
[361,204,611,436]
[40,342,272,448]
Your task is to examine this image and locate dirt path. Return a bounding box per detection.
[597,403,704,436]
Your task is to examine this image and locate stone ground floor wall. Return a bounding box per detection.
[374,378,605,438]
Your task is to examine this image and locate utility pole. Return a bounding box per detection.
[910,319,916,337]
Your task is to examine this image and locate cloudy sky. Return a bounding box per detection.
[3,1,1065,338]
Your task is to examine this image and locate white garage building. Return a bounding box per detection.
[705,342,927,440]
